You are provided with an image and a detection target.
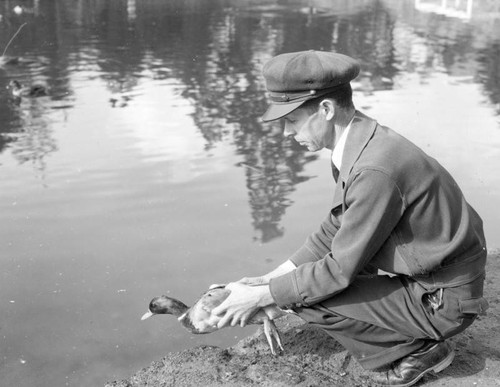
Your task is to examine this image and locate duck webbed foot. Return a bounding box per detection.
[262,318,284,355]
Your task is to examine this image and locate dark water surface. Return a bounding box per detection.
[1,0,499,386]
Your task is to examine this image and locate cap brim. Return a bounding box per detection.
[261,100,306,122]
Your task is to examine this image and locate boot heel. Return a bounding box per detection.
[432,350,455,373]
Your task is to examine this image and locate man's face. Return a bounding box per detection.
[282,106,333,152]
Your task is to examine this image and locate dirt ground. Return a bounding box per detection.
[106,251,500,387]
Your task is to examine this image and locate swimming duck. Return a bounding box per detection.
[142,285,285,355]
[109,94,131,108]
[7,80,48,98]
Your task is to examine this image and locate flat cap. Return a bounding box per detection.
[261,50,360,122]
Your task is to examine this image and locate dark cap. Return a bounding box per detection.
[261,50,360,122]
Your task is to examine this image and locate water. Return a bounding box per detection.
[0,0,499,386]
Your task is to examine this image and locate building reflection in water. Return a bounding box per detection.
[415,0,474,20]
[0,0,499,242]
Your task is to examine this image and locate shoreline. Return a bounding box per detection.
[106,251,500,387]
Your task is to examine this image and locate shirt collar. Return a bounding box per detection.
[331,116,354,170]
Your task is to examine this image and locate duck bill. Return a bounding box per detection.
[141,311,155,321]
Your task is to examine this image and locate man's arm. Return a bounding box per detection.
[286,211,341,266]
[269,169,405,308]
[213,170,404,325]
[210,220,339,327]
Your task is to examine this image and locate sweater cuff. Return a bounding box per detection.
[289,244,319,267]
[269,272,303,309]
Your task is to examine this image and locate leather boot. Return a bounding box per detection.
[372,340,454,386]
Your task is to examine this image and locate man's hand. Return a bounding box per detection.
[207,260,295,328]
[211,282,274,329]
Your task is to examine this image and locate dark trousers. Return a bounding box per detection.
[294,267,486,370]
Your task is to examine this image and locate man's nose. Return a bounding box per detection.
[283,123,296,137]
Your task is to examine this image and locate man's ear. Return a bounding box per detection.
[319,99,335,121]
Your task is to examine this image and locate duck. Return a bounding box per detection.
[7,80,48,98]
[109,94,131,108]
[141,285,285,355]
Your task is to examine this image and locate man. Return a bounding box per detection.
[211,50,488,386]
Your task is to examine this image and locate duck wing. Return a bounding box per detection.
[198,286,231,312]
[180,286,230,334]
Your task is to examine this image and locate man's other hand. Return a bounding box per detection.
[211,282,272,329]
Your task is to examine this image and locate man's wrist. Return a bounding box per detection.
[256,285,274,307]
[265,260,296,281]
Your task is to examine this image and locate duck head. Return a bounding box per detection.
[6,80,22,97]
[141,295,189,321]
[8,80,22,89]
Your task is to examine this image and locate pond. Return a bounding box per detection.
[1,0,499,386]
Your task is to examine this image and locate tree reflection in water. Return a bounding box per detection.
[9,100,58,182]
[0,0,499,242]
